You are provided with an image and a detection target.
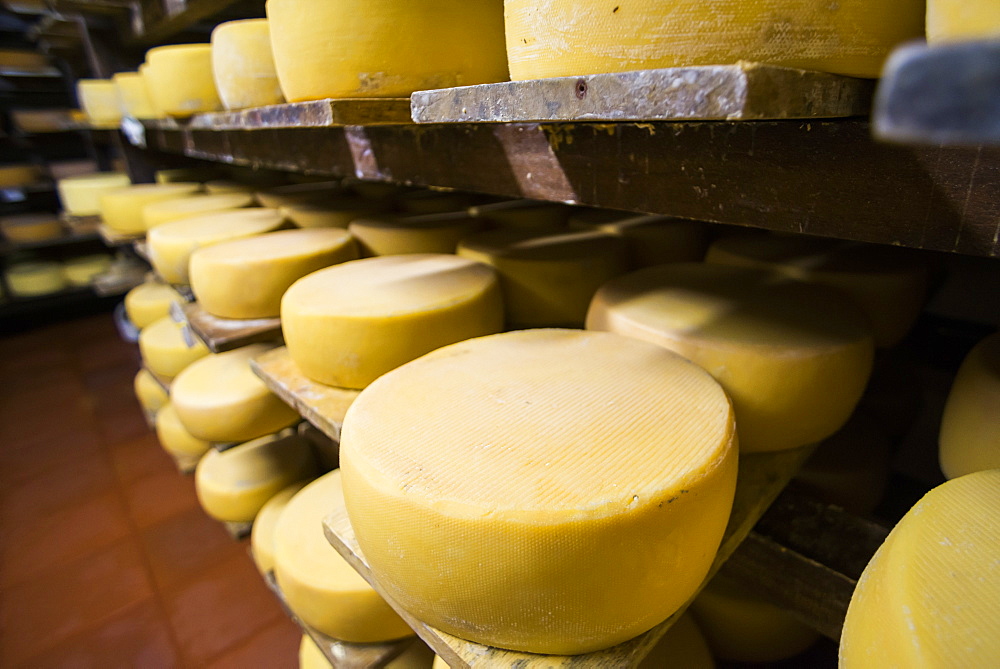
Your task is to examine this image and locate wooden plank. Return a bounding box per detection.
[97,223,143,246]
[412,63,874,124]
[181,302,282,354]
[188,98,413,130]
[322,445,814,669]
[60,213,101,234]
[250,346,359,443]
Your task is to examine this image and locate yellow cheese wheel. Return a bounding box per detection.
[138,316,210,380]
[0,164,41,188]
[154,168,216,185]
[124,282,184,329]
[211,19,285,110]
[144,44,222,117]
[569,210,708,268]
[250,480,310,574]
[505,0,924,80]
[99,183,201,234]
[282,254,504,389]
[939,332,1000,479]
[468,199,570,231]
[281,198,389,229]
[6,261,66,296]
[134,369,170,414]
[457,229,629,328]
[77,79,122,128]
[0,213,63,243]
[431,657,446,669]
[341,328,737,654]
[349,213,481,256]
[840,469,1000,668]
[62,254,112,286]
[204,180,255,195]
[190,228,359,319]
[195,432,315,522]
[57,172,131,216]
[397,191,477,216]
[927,0,1000,43]
[274,470,413,642]
[141,193,253,230]
[171,344,300,442]
[155,402,212,463]
[147,208,286,285]
[298,635,329,669]
[255,181,342,209]
[587,263,875,453]
[112,72,157,119]
[637,612,715,669]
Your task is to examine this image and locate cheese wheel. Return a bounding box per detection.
[250,480,310,574]
[125,282,184,329]
[62,254,112,286]
[275,470,413,642]
[147,208,285,285]
[154,168,216,185]
[144,44,222,116]
[840,470,1000,668]
[457,229,629,328]
[927,0,1000,43]
[142,193,253,230]
[57,172,131,216]
[587,263,875,453]
[637,612,715,669]
[505,0,924,80]
[113,72,157,119]
[0,164,41,188]
[6,261,66,296]
[939,332,1000,479]
[134,369,170,414]
[255,181,341,209]
[138,316,210,380]
[171,344,300,442]
[266,0,508,101]
[349,213,481,256]
[211,19,285,110]
[569,210,708,268]
[0,213,63,242]
[341,329,737,654]
[77,79,122,128]
[468,199,570,230]
[347,179,404,200]
[397,191,476,216]
[99,183,201,234]
[282,254,504,389]
[281,198,389,229]
[204,180,255,195]
[706,234,928,348]
[298,635,329,669]
[190,228,359,319]
[155,402,212,462]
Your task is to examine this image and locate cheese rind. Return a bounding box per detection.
[939,332,1000,479]
[927,1,1000,43]
[468,200,570,231]
[144,44,222,116]
[569,211,708,268]
[134,369,170,414]
[141,193,253,230]
[155,402,211,460]
[211,19,285,110]
[138,316,210,380]
[281,198,388,229]
[125,282,184,329]
[255,181,341,209]
[77,79,122,128]
[57,172,131,217]
[250,480,310,574]
[6,261,66,296]
[348,213,481,256]
[99,183,201,234]
[0,214,63,242]
[113,72,158,119]
[62,254,111,286]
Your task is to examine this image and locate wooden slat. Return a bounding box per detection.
[181,302,282,353]
[322,445,814,669]
[97,223,143,246]
[188,98,413,130]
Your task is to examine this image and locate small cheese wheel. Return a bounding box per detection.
[147,208,285,285]
[569,210,708,268]
[939,332,1000,479]
[349,213,481,256]
[138,316,210,380]
[457,229,629,328]
[77,79,122,128]
[299,635,329,669]
[840,470,1000,668]
[0,164,41,188]
[57,172,131,216]
[99,183,201,234]
[397,190,476,216]
[144,44,222,117]
[0,213,63,242]
[927,0,1000,43]
[250,480,310,574]
[142,193,253,230]
[281,198,389,229]
[266,0,508,101]
[282,254,504,389]
[468,199,570,231]
[255,181,341,209]
[211,19,284,110]
[124,282,184,329]
[171,344,300,442]
[341,329,737,654]
[6,261,66,296]
[62,254,112,286]
[154,168,216,185]
[276,470,412,642]
[204,180,255,195]
[134,369,170,414]
[112,72,157,119]
[190,228,359,319]
[637,612,715,669]
[155,402,211,463]
[587,263,875,452]
[505,0,924,80]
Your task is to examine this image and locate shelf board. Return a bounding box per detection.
[61,213,102,234]
[0,230,100,253]
[98,224,144,246]
[181,301,282,353]
[188,98,413,130]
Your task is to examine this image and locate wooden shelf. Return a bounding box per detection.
[181,302,282,353]
[97,224,143,246]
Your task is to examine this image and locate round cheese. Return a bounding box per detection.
[505,0,924,80]
[62,254,112,286]
[125,282,184,329]
[840,470,1000,668]
[171,344,300,442]
[468,200,570,231]
[142,193,253,230]
[349,213,481,256]
[144,44,222,117]
[255,181,341,209]
[138,316,210,380]
[99,183,201,234]
[457,229,629,328]
[281,254,504,389]
[282,198,389,229]
[211,19,285,110]
[298,635,329,669]
[134,369,170,414]
[154,168,216,185]
[266,0,508,101]
[6,261,66,296]
[569,210,708,268]
[637,612,715,669]
[939,332,1000,479]
[57,172,131,217]
[927,0,1000,43]
[155,402,211,464]
[204,180,255,195]
[147,208,285,285]
[0,164,41,188]
[397,191,476,216]
[250,480,310,574]
[77,79,122,128]
[586,263,875,453]
[0,213,63,243]
[113,71,157,119]
[341,329,738,654]
[190,228,359,319]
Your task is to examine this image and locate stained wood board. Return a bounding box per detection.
[323,444,815,668]
[181,302,282,353]
[188,98,413,130]
[60,213,101,234]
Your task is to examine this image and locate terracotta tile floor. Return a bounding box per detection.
[0,313,301,668]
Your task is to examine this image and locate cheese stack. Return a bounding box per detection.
[349,213,481,256]
[77,79,122,128]
[927,1,1000,43]
[62,254,112,286]
[155,402,212,469]
[144,44,222,116]
[99,183,201,234]
[569,210,708,268]
[341,329,737,654]
[57,172,130,217]
[134,369,170,414]
[142,193,254,230]
[250,480,310,574]
[124,282,184,329]
[113,72,158,119]
[138,316,210,381]
[282,197,389,229]
[211,19,285,110]
[469,200,570,231]
[6,261,66,296]
[939,332,1000,479]
[0,214,63,243]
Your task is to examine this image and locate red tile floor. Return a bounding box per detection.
[0,313,301,668]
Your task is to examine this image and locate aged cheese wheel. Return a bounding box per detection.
[190,228,358,319]
[569,210,708,268]
[0,164,41,188]
[113,72,157,119]
[147,208,285,285]
[144,44,222,116]
[637,612,715,669]
[587,263,874,452]
[142,193,253,230]
[250,480,310,574]
[99,183,201,234]
[349,213,481,256]
[298,635,329,669]
[6,261,66,296]
[211,19,285,110]
[274,470,413,642]
[505,0,924,80]
[204,180,255,195]
[125,282,184,329]
[255,181,341,209]
[341,329,737,654]
[57,172,131,216]
[138,316,210,380]
[397,191,476,216]
[282,254,504,389]
[282,198,390,229]
[927,0,1000,43]
[77,79,122,128]
[62,254,111,286]
[0,213,63,243]
[155,402,212,466]
[134,369,170,414]
[458,229,629,328]
[154,168,216,185]
[468,199,570,230]
[939,332,1000,479]
[171,344,300,442]
[840,470,1000,668]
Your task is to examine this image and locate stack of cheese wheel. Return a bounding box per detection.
[457,229,628,328]
[6,261,66,296]
[348,213,481,256]
[341,329,737,653]
[138,316,210,381]
[57,172,130,217]
[255,181,342,208]
[155,402,212,470]
[840,469,1000,667]
[468,199,570,231]
[938,332,1000,479]
[250,480,310,574]
[0,214,63,243]
[397,190,476,216]
[134,369,170,415]
[124,282,184,329]
[0,164,41,188]
[303,635,436,669]
[927,0,1000,43]
[266,0,508,101]
[171,344,300,442]
[705,234,928,348]
[569,209,708,268]
[282,197,391,229]
[587,263,875,453]
[504,0,924,80]
[274,469,413,642]
[141,192,254,230]
[144,44,222,116]
[113,72,158,119]
[211,19,285,110]
[99,183,201,234]
[190,228,358,319]
[62,254,112,286]
[147,208,285,285]
[281,254,504,389]
[195,432,316,522]
[77,79,122,128]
